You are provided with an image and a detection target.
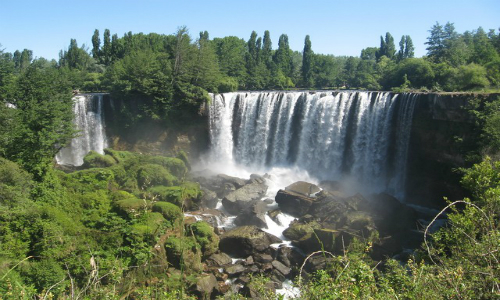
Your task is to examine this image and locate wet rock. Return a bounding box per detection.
[193,274,218,300]
[225,264,246,276]
[234,200,268,228]
[275,189,317,217]
[285,181,321,197]
[217,174,247,189]
[276,246,304,269]
[245,256,254,265]
[369,193,418,235]
[219,226,282,257]
[272,260,291,277]
[267,209,283,225]
[222,183,268,215]
[249,173,266,184]
[206,252,232,267]
[254,253,273,263]
[201,188,218,209]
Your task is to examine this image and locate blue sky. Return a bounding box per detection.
[1,0,498,60]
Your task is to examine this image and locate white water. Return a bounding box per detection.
[56,94,108,166]
[207,91,417,199]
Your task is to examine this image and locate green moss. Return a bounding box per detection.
[175,150,191,171]
[187,221,219,257]
[137,164,177,188]
[130,212,168,238]
[164,236,202,272]
[82,151,117,168]
[68,168,115,191]
[146,156,187,178]
[149,182,201,207]
[152,201,182,222]
[283,220,321,241]
[104,148,138,163]
[113,191,147,217]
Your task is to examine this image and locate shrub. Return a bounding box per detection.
[82,151,117,168]
[149,182,202,207]
[152,201,182,222]
[137,164,176,188]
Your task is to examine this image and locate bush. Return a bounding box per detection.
[152,201,182,222]
[137,164,176,188]
[146,156,187,178]
[186,221,219,257]
[82,151,117,168]
[149,182,202,207]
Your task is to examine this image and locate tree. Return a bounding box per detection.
[6,62,75,180]
[274,34,293,78]
[302,35,314,87]
[262,30,273,69]
[376,32,396,60]
[192,31,221,92]
[102,29,112,65]
[360,47,378,60]
[397,35,415,61]
[213,36,247,83]
[91,29,100,59]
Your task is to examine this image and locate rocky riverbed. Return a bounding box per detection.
[180,170,428,299]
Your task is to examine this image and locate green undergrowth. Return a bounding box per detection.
[0,149,207,299]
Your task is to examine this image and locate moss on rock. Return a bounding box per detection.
[137,164,177,188]
[82,151,117,168]
[187,221,219,258]
[152,201,182,222]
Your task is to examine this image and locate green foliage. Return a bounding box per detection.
[0,157,33,207]
[186,221,219,257]
[149,182,201,207]
[82,150,117,168]
[152,201,182,222]
[137,163,177,188]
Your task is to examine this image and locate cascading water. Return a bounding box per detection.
[56,93,108,166]
[208,91,417,199]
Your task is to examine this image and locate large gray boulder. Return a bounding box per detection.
[219,225,281,257]
[222,182,268,215]
[234,200,268,228]
[193,274,218,300]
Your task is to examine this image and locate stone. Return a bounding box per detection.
[222,183,268,215]
[206,252,232,267]
[275,189,317,217]
[267,209,283,226]
[193,274,218,300]
[285,181,321,197]
[201,188,218,209]
[249,173,266,184]
[272,260,291,277]
[219,226,282,257]
[225,264,246,276]
[234,200,268,228]
[254,253,273,263]
[217,174,247,189]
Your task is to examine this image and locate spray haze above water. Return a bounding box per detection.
[206,91,417,200]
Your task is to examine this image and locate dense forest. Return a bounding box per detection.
[0,23,500,299]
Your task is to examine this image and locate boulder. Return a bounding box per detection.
[201,188,218,209]
[275,189,317,217]
[234,200,268,228]
[249,174,266,184]
[272,260,291,277]
[225,263,246,276]
[193,274,218,300]
[222,183,268,215]
[206,252,232,267]
[276,246,304,269]
[217,174,247,189]
[219,226,282,257]
[369,193,418,235]
[285,181,320,197]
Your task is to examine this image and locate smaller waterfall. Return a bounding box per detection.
[56,93,108,166]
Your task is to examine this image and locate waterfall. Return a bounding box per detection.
[56,93,108,166]
[208,91,417,199]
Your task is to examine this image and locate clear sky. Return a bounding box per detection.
[1,0,499,60]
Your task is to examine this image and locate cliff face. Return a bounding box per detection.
[101,95,210,161]
[406,93,499,207]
